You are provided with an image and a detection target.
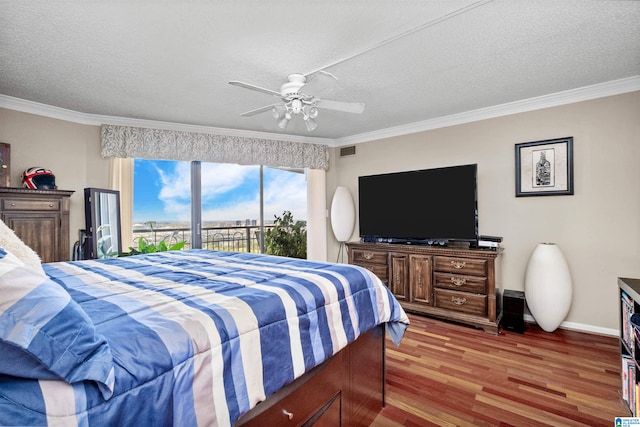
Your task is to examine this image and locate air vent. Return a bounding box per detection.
[340,145,356,157]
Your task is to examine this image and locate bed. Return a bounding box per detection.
[0,248,409,427]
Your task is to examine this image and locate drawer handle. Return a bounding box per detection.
[451,260,466,269]
[363,252,374,260]
[451,296,467,306]
[10,202,15,207]
[49,203,54,207]
[450,277,466,286]
[282,409,294,420]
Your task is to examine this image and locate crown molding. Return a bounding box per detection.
[0,95,332,145]
[2,75,638,148]
[333,75,640,147]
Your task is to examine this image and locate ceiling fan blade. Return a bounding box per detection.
[240,103,281,117]
[305,70,338,84]
[229,81,281,97]
[302,71,338,95]
[315,99,365,114]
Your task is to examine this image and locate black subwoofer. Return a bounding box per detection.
[502,290,525,334]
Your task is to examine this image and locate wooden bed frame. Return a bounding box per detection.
[235,324,385,426]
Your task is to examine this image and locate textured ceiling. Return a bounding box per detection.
[1,1,639,141]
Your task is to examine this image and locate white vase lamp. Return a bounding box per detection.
[330,186,355,263]
[524,243,573,332]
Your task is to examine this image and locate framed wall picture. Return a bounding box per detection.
[0,143,10,187]
[515,137,573,197]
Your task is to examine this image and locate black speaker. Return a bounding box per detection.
[501,290,525,333]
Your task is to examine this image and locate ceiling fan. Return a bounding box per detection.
[229,72,365,131]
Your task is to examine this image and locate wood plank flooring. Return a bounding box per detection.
[372,314,628,426]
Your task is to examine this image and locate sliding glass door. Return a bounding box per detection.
[133,159,307,254]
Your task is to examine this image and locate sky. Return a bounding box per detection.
[133,159,307,224]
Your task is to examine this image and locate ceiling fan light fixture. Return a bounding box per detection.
[230,72,364,133]
[272,105,284,119]
[305,118,318,132]
[290,98,303,114]
[278,116,290,129]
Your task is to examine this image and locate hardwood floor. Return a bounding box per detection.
[372,314,628,427]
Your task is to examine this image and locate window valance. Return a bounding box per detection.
[101,124,328,170]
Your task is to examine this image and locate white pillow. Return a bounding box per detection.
[0,218,46,277]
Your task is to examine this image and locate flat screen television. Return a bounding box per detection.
[358,163,478,245]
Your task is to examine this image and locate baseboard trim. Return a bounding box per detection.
[523,314,618,337]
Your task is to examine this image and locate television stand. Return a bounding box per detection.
[347,241,502,334]
[446,241,471,249]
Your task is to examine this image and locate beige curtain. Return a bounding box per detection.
[109,157,134,250]
[306,169,327,262]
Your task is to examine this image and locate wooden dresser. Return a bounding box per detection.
[0,187,74,262]
[348,241,502,334]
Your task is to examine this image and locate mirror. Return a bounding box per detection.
[84,188,122,259]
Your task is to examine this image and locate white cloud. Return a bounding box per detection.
[263,170,307,221]
[201,163,259,199]
[156,162,191,201]
[149,162,306,223]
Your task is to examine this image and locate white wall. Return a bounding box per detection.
[0,108,110,253]
[327,92,640,333]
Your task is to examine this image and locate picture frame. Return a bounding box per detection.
[515,137,573,197]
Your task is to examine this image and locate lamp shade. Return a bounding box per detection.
[330,186,355,242]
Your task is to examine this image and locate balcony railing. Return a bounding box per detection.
[131,225,274,254]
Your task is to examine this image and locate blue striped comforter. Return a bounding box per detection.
[0,250,408,427]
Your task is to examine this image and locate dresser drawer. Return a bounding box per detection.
[357,263,389,282]
[237,355,342,426]
[1,198,60,211]
[435,288,487,316]
[351,249,387,266]
[434,272,486,294]
[434,256,487,276]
